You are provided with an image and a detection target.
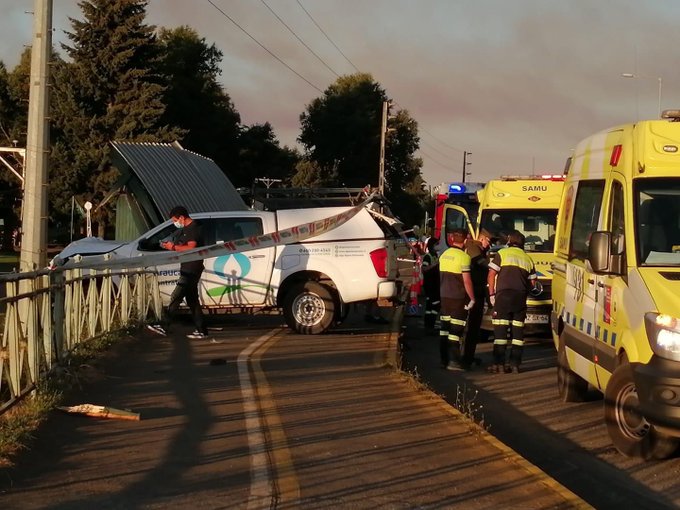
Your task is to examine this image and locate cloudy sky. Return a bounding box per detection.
[2,0,680,187]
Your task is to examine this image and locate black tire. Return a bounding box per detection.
[557,342,588,402]
[604,358,679,459]
[283,281,336,335]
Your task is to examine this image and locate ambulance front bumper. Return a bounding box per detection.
[634,356,680,434]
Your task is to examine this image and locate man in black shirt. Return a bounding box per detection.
[147,206,208,339]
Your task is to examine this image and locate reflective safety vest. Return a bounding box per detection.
[439,246,470,300]
[489,246,536,293]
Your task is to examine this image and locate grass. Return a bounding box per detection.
[0,327,134,468]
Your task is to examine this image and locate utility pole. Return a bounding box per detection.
[378,100,389,196]
[462,151,472,183]
[20,0,52,271]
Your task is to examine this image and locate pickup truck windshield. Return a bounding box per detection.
[636,178,680,266]
[479,209,557,253]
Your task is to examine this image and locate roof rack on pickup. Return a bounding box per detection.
[239,186,383,210]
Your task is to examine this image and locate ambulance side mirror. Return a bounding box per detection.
[589,231,624,275]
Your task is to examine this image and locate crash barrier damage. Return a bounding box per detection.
[0,197,374,414]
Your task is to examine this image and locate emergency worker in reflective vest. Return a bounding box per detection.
[487,230,537,373]
[439,229,476,370]
[422,236,440,333]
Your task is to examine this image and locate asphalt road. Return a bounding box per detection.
[401,316,680,509]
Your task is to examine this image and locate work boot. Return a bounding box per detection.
[486,364,502,374]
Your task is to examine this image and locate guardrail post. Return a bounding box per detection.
[51,270,65,362]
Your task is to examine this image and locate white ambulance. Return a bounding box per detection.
[552,111,680,459]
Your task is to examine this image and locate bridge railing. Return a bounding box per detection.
[0,266,162,414]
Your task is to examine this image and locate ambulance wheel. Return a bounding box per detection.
[557,343,588,402]
[604,358,679,459]
[283,281,336,335]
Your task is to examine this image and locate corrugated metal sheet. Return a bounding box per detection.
[111,142,247,220]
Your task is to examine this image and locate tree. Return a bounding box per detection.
[299,73,385,188]
[156,26,241,183]
[238,123,299,186]
[0,49,30,147]
[298,73,426,223]
[0,52,32,243]
[290,159,338,188]
[50,0,179,233]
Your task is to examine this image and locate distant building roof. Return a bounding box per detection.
[111,141,247,226]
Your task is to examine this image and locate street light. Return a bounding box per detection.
[621,72,663,118]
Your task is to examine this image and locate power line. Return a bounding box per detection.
[206,0,323,93]
[296,0,360,73]
[260,0,339,79]
[392,99,465,154]
[418,147,453,171]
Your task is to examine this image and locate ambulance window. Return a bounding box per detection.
[610,181,625,255]
[569,180,605,259]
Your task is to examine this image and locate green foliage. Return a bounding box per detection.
[290,158,339,188]
[299,73,427,224]
[299,73,385,188]
[50,0,180,231]
[238,123,300,186]
[156,26,242,184]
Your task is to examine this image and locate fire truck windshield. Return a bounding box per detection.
[480,209,557,253]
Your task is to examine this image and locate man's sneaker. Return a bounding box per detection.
[187,330,208,340]
[505,365,521,374]
[146,324,167,337]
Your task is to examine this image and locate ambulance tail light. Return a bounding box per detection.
[370,248,388,278]
[645,312,680,361]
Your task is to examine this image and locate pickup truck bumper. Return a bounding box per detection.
[377,280,398,300]
[634,356,680,436]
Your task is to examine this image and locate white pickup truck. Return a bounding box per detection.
[55,206,403,334]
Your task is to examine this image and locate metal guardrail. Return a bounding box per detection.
[0,267,162,414]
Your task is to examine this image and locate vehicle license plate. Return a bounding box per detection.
[525,313,549,324]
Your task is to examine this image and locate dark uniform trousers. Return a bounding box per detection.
[491,289,527,367]
[462,287,485,365]
[439,297,467,366]
[163,270,205,333]
[425,296,441,330]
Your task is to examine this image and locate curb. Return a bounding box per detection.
[390,313,593,509]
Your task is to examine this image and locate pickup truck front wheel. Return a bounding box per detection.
[283,281,336,335]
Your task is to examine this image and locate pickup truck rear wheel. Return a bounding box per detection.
[604,358,679,459]
[557,342,588,402]
[283,281,336,335]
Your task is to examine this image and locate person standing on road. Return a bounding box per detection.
[439,229,475,370]
[461,229,494,369]
[486,230,537,373]
[421,236,440,334]
[147,206,208,340]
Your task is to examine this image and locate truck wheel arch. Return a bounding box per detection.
[277,271,339,307]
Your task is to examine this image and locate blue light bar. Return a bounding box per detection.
[448,184,466,193]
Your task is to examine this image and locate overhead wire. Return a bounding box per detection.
[296,0,360,73]
[206,0,323,93]
[260,0,339,79]
[207,0,464,178]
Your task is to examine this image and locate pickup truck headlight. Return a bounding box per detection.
[645,312,680,361]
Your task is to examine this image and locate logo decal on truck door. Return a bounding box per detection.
[206,253,253,297]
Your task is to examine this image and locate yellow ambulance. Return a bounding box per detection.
[552,111,680,459]
[442,175,564,334]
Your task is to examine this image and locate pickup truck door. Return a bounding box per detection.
[201,217,274,306]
